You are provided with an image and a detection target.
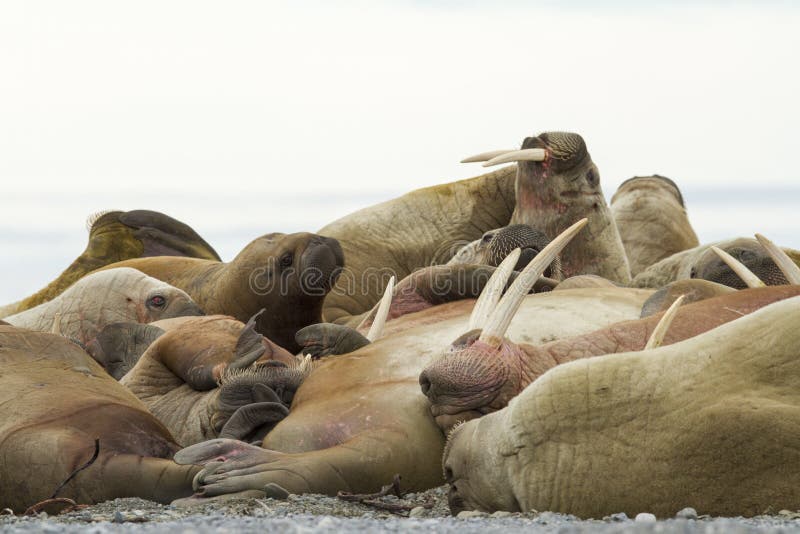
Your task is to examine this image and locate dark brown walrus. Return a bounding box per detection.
[0,326,199,512]
[0,210,220,317]
[100,233,344,353]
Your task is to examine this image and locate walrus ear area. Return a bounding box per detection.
[118,210,221,261]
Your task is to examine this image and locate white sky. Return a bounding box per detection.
[1,1,799,301]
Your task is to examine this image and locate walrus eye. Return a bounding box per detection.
[147,295,167,308]
[279,252,294,269]
[481,232,495,244]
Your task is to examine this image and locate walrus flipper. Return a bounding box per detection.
[295,323,371,358]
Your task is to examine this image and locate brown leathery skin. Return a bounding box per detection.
[0,326,199,511]
[611,175,700,275]
[421,285,800,433]
[639,278,735,318]
[444,295,800,517]
[0,210,219,317]
[100,232,344,353]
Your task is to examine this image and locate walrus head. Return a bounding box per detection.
[236,232,344,352]
[419,220,588,433]
[690,238,791,289]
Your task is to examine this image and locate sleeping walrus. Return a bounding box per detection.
[0,326,199,512]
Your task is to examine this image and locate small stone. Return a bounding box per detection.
[607,512,629,522]
[491,511,513,518]
[457,510,487,519]
[676,507,698,520]
[409,506,427,518]
[263,483,290,500]
[112,510,124,523]
[635,512,657,523]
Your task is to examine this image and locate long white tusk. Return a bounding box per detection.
[468,248,521,331]
[460,150,517,164]
[755,233,800,285]
[482,148,547,167]
[478,218,588,347]
[644,295,684,350]
[51,313,62,335]
[711,246,765,288]
[366,276,395,342]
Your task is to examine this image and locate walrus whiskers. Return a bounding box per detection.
[366,276,395,342]
[755,233,800,285]
[479,218,588,347]
[711,246,766,288]
[468,248,520,331]
[460,149,517,163]
[482,148,547,167]
[644,295,685,350]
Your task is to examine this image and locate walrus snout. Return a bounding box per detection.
[299,236,344,294]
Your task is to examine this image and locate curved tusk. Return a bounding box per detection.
[366,276,395,342]
[479,218,588,347]
[644,295,684,350]
[468,248,521,331]
[711,246,765,289]
[755,234,800,285]
[460,150,517,164]
[482,148,547,167]
[51,313,63,335]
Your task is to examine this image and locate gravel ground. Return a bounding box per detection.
[3,486,800,533]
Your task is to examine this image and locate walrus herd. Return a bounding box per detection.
[2,130,800,519]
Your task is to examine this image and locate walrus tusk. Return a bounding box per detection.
[755,233,800,285]
[482,148,547,167]
[711,246,766,289]
[479,218,588,347]
[460,150,517,164]
[644,295,685,350]
[468,248,521,331]
[51,313,62,335]
[366,276,395,342]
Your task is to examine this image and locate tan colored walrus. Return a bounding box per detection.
[0,209,219,317]
[3,267,203,345]
[100,232,344,352]
[0,326,199,512]
[610,175,700,275]
[443,294,800,518]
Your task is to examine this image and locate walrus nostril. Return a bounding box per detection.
[419,372,433,397]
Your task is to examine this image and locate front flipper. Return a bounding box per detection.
[295,323,371,358]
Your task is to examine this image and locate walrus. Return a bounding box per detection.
[610,175,700,276]
[99,232,344,353]
[319,130,627,325]
[3,267,203,346]
[632,237,800,289]
[0,209,219,317]
[170,224,652,500]
[120,314,310,446]
[0,326,200,511]
[443,294,800,517]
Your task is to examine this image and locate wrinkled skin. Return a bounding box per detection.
[3,267,203,346]
[121,315,307,446]
[632,237,800,289]
[610,175,699,276]
[170,288,650,503]
[421,285,800,433]
[444,295,800,518]
[0,326,200,511]
[447,224,560,279]
[101,233,344,353]
[85,322,167,379]
[509,132,631,284]
[0,210,219,317]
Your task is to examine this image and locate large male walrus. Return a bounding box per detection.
[100,232,344,352]
[0,326,200,511]
[121,314,310,446]
[3,267,203,345]
[170,225,652,500]
[443,295,800,518]
[0,210,219,317]
[610,175,700,276]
